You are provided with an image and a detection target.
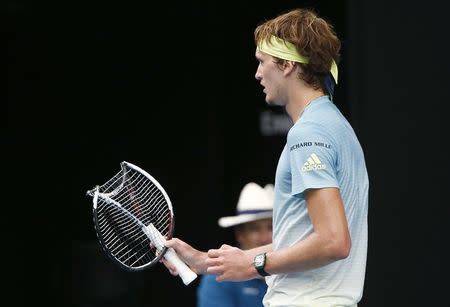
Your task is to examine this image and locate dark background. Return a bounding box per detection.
[5,0,449,306]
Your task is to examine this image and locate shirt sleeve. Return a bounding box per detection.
[287,122,339,195]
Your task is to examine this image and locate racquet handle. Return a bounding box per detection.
[144,223,197,285]
[163,247,198,285]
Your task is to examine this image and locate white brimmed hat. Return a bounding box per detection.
[218,182,274,228]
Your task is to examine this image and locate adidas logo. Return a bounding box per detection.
[301,153,326,172]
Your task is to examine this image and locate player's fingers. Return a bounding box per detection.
[160,258,179,276]
[205,255,222,267]
[165,237,191,251]
[220,244,232,250]
[206,265,223,275]
[215,274,227,282]
[164,238,177,248]
[164,238,183,253]
[169,268,178,275]
[207,248,221,258]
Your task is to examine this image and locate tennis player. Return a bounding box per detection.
[165,8,369,307]
[197,182,273,307]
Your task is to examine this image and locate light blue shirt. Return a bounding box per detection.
[264,96,369,307]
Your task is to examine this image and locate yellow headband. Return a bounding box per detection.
[257,35,338,84]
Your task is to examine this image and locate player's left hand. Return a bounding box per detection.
[206,244,256,282]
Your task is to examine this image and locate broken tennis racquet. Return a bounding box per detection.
[86,161,197,285]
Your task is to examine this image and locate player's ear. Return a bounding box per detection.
[283,60,297,76]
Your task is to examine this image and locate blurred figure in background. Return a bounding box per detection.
[197,182,273,307]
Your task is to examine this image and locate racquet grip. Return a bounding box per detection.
[163,248,198,285]
[143,223,197,285]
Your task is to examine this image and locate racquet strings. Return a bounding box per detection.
[94,165,173,269]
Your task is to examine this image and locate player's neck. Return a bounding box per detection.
[286,87,325,123]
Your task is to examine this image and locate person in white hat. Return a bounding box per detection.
[196,182,274,307]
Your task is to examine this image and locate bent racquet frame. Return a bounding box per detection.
[86,161,197,285]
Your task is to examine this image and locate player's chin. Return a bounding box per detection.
[265,96,277,106]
